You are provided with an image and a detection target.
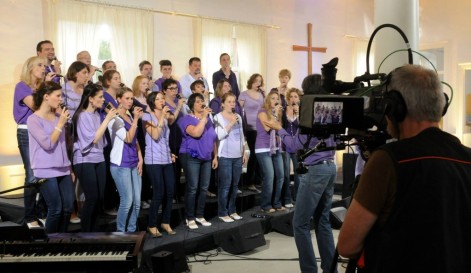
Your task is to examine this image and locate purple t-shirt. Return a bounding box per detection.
[255,109,272,151]
[142,113,172,165]
[303,136,336,165]
[73,111,107,164]
[62,82,82,117]
[13,81,34,124]
[153,77,182,95]
[238,91,264,131]
[108,116,139,168]
[27,114,70,178]
[178,115,217,161]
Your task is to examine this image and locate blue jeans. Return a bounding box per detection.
[39,175,75,233]
[110,166,142,232]
[74,162,106,232]
[17,128,45,222]
[293,161,337,273]
[146,164,175,227]
[256,151,284,211]
[180,153,211,220]
[217,157,242,217]
[281,151,297,204]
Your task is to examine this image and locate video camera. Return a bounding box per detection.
[297,23,416,162]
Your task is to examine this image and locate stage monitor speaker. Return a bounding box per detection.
[270,211,294,237]
[150,242,189,273]
[330,206,347,229]
[214,220,266,254]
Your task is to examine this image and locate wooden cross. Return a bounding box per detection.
[292,23,327,75]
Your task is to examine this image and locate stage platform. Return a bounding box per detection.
[0,181,347,273]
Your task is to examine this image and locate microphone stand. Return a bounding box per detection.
[0,179,46,196]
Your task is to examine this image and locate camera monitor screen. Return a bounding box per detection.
[299,95,364,137]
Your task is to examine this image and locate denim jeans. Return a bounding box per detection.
[146,164,175,227]
[39,175,75,233]
[180,153,211,220]
[217,157,242,217]
[281,151,296,205]
[256,151,284,211]
[74,162,106,232]
[110,166,142,232]
[293,161,337,273]
[17,128,45,223]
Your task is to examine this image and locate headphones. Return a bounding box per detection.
[382,67,450,124]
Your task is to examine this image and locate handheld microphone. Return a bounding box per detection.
[232,108,239,123]
[119,83,125,88]
[145,88,150,93]
[176,94,182,99]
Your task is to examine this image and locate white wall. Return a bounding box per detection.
[1,0,470,178]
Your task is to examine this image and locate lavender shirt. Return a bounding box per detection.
[27,114,70,178]
[255,109,272,151]
[209,97,242,116]
[178,115,217,161]
[108,116,139,168]
[62,82,82,117]
[13,81,34,124]
[303,136,335,165]
[153,77,182,95]
[238,91,264,131]
[142,113,172,165]
[214,113,244,158]
[73,111,107,164]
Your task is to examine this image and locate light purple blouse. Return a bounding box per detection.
[238,91,264,131]
[255,109,272,151]
[142,113,172,165]
[27,114,70,178]
[178,115,217,161]
[63,82,82,117]
[13,81,34,124]
[73,111,107,164]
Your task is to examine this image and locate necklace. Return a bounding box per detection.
[190,114,202,121]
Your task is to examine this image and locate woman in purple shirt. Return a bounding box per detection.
[255,90,285,213]
[209,79,242,116]
[27,81,74,233]
[107,87,144,232]
[238,74,265,192]
[63,61,90,117]
[178,93,217,229]
[14,56,56,228]
[72,83,117,232]
[143,92,177,237]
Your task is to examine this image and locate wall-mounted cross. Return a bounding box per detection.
[292,23,327,75]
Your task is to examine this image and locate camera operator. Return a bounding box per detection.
[338,64,471,273]
[293,74,337,273]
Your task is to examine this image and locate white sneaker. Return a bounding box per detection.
[237,189,242,194]
[186,219,198,230]
[219,216,234,223]
[195,217,212,226]
[27,221,40,229]
[285,203,294,208]
[141,201,150,209]
[70,217,81,224]
[38,218,46,226]
[230,213,243,220]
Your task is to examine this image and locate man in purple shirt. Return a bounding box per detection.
[36,40,62,83]
[212,53,240,99]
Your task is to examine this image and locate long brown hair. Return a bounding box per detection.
[262,90,281,120]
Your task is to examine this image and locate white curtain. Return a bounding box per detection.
[201,19,266,92]
[44,0,153,85]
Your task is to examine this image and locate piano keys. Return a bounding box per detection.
[0,232,145,273]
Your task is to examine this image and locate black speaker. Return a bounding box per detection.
[270,211,294,237]
[214,220,266,254]
[150,242,188,273]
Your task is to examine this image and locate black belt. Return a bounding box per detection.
[306,159,334,166]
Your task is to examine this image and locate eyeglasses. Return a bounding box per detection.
[167,87,178,91]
